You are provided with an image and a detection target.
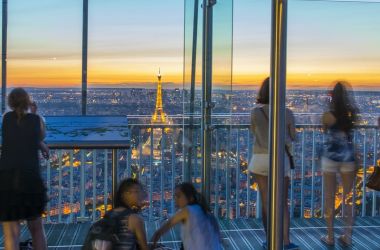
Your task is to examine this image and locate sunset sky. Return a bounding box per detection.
[4,0,380,89]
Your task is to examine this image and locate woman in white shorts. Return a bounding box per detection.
[320,82,358,247]
[248,78,298,250]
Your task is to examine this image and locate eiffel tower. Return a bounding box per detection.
[141,69,170,157]
[151,68,167,124]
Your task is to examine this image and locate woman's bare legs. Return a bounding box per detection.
[340,170,356,244]
[254,174,291,245]
[2,221,20,250]
[255,174,268,234]
[323,171,337,244]
[283,177,291,245]
[27,217,48,250]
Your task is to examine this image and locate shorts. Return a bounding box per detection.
[321,157,356,173]
[248,154,291,177]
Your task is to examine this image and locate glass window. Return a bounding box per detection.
[7,0,82,115]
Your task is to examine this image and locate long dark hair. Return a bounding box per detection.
[330,82,358,133]
[8,88,31,123]
[114,178,142,209]
[256,77,270,104]
[176,182,221,239]
[176,182,210,214]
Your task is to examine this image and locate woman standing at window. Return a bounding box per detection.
[0,88,49,250]
[248,77,298,250]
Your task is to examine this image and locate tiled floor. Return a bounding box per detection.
[1,217,380,249]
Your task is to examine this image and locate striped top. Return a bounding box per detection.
[113,209,138,250]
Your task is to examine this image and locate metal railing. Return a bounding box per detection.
[16,124,379,223]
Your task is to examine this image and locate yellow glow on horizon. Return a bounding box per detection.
[6,60,380,88]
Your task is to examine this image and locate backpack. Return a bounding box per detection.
[82,208,133,250]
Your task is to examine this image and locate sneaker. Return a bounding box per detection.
[284,242,299,250]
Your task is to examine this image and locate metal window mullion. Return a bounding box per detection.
[201,0,214,204]
[81,0,88,115]
[268,0,288,248]
[1,0,8,113]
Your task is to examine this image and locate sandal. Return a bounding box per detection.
[320,235,335,246]
[338,235,352,247]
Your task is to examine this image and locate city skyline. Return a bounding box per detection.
[2,0,380,88]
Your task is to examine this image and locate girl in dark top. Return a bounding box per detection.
[111,178,149,250]
[0,88,49,250]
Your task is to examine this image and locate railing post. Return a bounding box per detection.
[256,186,262,219]
[268,0,288,249]
[70,150,74,223]
[201,0,215,205]
[127,148,132,178]
[236,130,241,218]
[362,130,367,216]
[1,0,8,113]
[321,132,325,218]
[246,129,251,218]
[58,151,63,223]
[92,150,97,221]
[46,157,51,223]
[226,128,231,218]
[171,135,176,215]
[80,150,86,219]
[149,131,154,221]
[372,128,378,217]
[300,130,305,218]
[112,149,118,208]
[214,131,220,216]
[352,130,358,217]
[161,131,165,217]
[139,130,143,179]
[311,129,316,217]
[104,149,108,210]
[290,160,294,218]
